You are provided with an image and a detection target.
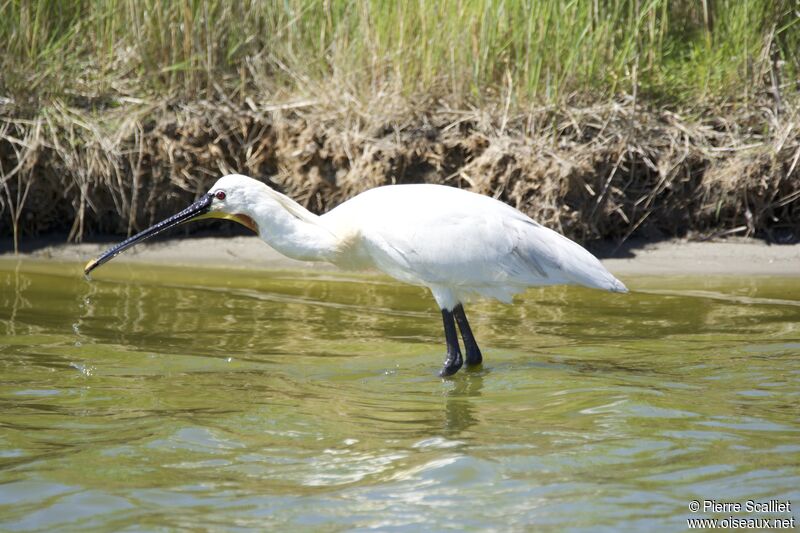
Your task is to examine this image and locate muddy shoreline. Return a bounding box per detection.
[2,100,798,253]
[2,235,797,277]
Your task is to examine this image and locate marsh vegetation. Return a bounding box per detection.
[1,1,798,251]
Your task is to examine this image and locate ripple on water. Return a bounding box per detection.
[0,263,798,530]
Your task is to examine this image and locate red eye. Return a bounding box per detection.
[215,191,226,200]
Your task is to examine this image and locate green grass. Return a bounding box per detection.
[1,0,797,110]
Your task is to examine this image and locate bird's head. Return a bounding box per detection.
[204,174,262,234]
[84,174,265,276]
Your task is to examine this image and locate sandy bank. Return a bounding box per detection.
[600,239,799,277]
[1,236,797,277]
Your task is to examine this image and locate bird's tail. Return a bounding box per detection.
[608,276,629,293]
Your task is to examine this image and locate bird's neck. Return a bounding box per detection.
[248,188,340,263]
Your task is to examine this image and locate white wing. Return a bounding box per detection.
[324,184,626,301]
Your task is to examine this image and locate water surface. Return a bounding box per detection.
[1,260,798,531]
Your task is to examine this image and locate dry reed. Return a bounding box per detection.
[1,93,798,251]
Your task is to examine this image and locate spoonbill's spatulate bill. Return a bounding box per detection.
[85,174,627,376]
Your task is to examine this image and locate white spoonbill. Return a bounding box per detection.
[85,174,627,376]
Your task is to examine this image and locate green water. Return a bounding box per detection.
[0,260,798,531]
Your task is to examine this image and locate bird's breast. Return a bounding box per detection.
[328,229,373,270]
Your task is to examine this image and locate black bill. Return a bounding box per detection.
[84,193,214,276]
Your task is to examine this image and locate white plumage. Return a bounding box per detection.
[86,173,627,377]
[321,183,627,309]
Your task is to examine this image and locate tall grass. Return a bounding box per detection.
[1,0,797,109]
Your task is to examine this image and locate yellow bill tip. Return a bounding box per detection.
[84,258,98,276]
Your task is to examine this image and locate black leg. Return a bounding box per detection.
[439,308,463,377]
[453,304,482,367]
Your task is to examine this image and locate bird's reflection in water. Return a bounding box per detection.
[441,368,486,435]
